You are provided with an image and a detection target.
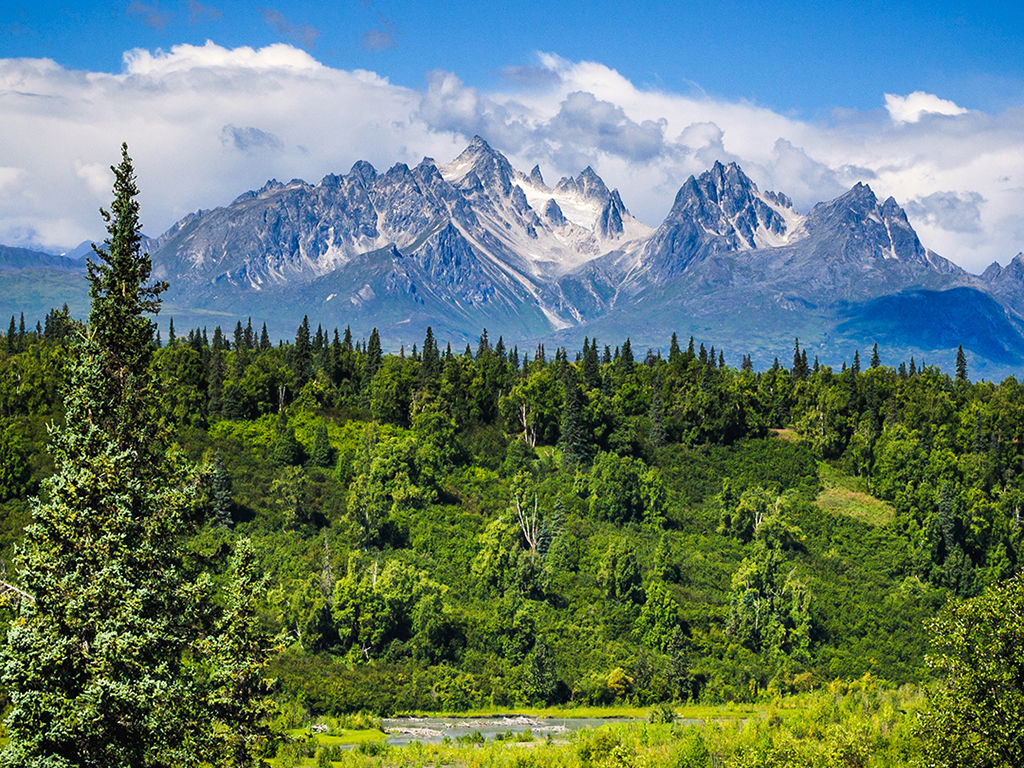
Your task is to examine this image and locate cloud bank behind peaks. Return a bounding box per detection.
[0,42,1020,273]
[885,91,968,124]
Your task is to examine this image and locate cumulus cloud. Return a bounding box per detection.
[884,91,968,124]
[123,40,322,74]
[906,191,986,232]
[0,43,1022,273]
[548,91,665,162]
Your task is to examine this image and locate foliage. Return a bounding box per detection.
[919,575,1024,767]
[4,252,1024,738]
[0,146,273,768]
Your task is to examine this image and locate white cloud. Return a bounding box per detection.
[74,161,110,196]
[122,40,322,75]
[884,91,968,124]
[0,167,24,190]
[0,43,1021,274]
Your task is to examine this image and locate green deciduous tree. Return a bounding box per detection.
[919,576,1024,768]
[346,426,428,546]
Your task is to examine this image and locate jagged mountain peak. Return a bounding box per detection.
[641,160,802,278]
[231,178,288,205]
[442,136,515,195]
[800,182,962,274]
[597,190,626,238]
[555,166,611,203]
[983,251,1024,283]
[349,160,378,187]
[705,159,751,186]
[764,189,794,209]
[137,141,994,370]
[543,198,566,226]
[383,161,414,181]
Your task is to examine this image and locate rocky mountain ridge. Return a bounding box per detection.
[3,138,1023,376]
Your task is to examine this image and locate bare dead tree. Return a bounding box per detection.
[515,491,541,552]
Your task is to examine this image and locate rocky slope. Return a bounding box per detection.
[3,138,1022,376]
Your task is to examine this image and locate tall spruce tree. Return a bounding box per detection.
[956,345,968,382]
[559,373,589,466]
[0,145,273,768]
[6,315,16,354]
[419,326,441,388]
[582,337,601,390]
[293,315,312,388]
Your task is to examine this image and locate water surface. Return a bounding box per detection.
[382,715,646,746]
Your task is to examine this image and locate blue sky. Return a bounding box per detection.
[1,1,1023,271]
[6,0,1023,115]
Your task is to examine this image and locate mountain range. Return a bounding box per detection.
[3,137,1024,377]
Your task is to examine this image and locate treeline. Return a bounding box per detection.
[1,312,1022,713]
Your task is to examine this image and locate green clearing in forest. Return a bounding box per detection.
[815,462,894,526]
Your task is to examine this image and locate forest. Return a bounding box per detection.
[1,154,1023,767]
[3,304,1023,692]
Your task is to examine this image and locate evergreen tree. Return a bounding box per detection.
[311,422,334,469]
[271,410,304,466]
[209,452,234,528]
[852,349,861,375]
[363,327,383,388]
[559,374,588,466]
[620,337,634,367]
[792,338,807,380]
[0,144,272,767]
[5,315,15,354]
[293,315,312,388]
[259,322,270,351]
[669,332,681,364]
[649,372,666,449]
[870,343,881,368]
[582,337,601,390]
[956,345,968,382]
[420,326,441,387]
[208,325,226,418]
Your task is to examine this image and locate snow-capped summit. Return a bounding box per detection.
[143,137,1001,371]
[639,161,806,279]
